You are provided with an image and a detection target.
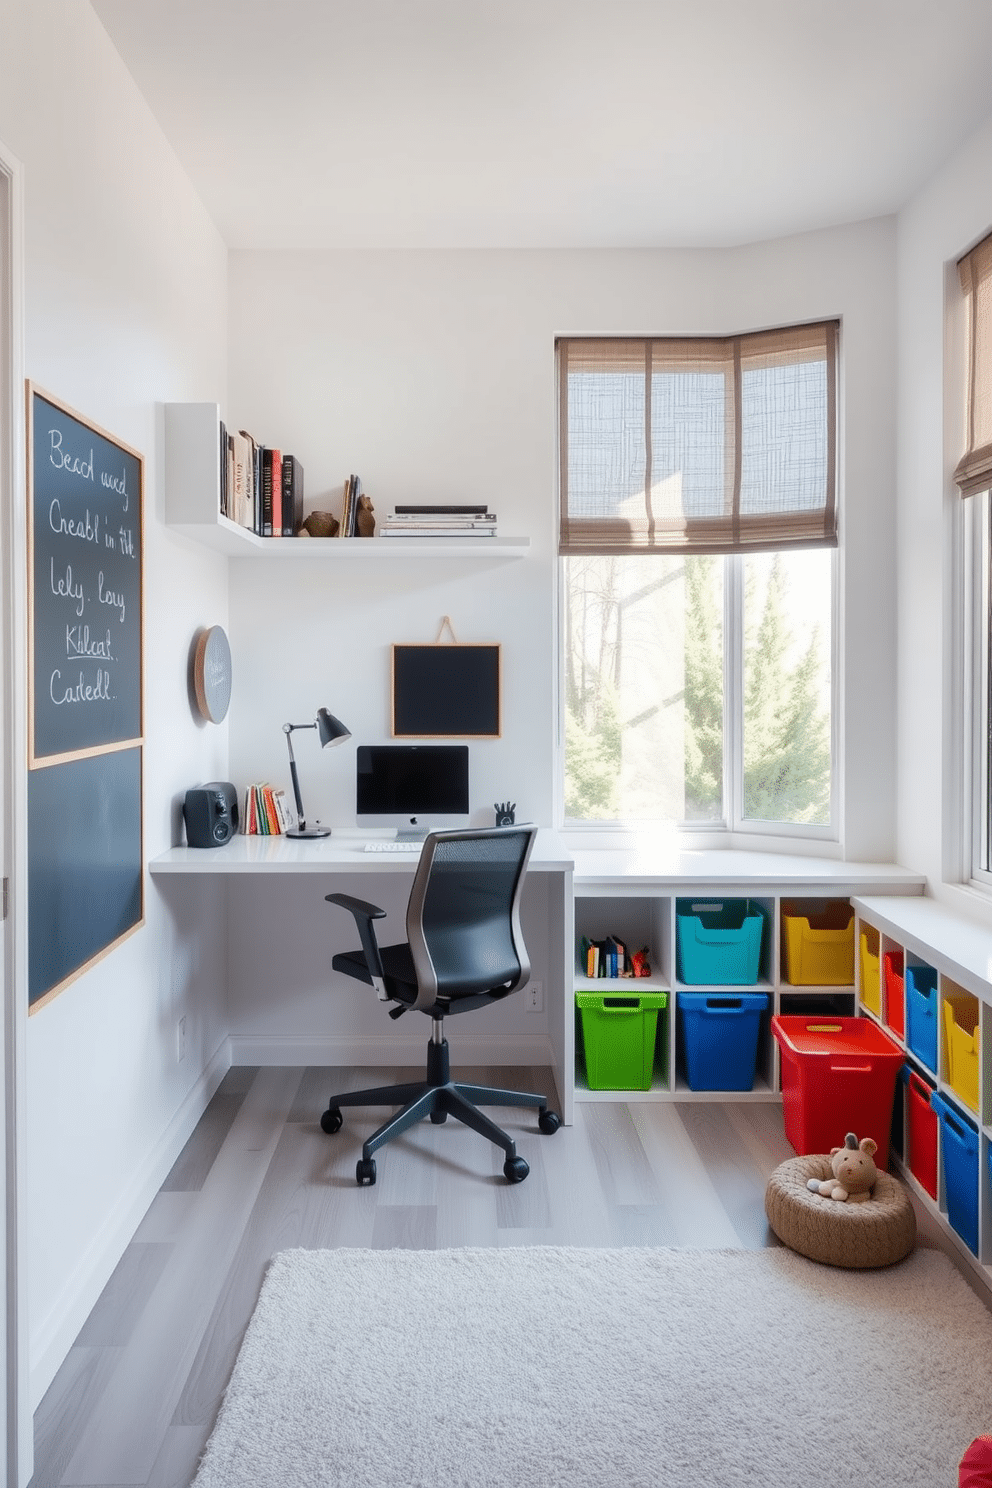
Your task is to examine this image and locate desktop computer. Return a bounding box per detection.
[356,744,470,840]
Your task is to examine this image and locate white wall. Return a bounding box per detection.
[228,223,898,862]
[219,227,900,1056]
[0,0,231,1402]
[896,112,992,917]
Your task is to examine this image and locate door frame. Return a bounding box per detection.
[0,135,31,1486]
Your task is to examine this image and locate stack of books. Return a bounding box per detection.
[242,784,293,835]
[380,504,497,537]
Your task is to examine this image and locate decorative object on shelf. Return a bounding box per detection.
[355,493,376,537]
[192,624,232,723]
[339,474,368,536]
[805,1132,879,1203]
[494,801,515,826]
[282,707,351,838]
[300,511,340,538]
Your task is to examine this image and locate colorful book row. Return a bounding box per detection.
[243,783,293,835]
[580,935,652,979]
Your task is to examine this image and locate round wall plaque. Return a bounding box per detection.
[193,625,232,723]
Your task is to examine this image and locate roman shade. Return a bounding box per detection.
[955,232,992,497]
[558,321,839,556]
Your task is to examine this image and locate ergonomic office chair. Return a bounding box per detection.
[321,824,562,1185]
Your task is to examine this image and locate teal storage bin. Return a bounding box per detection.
[905,964,938,1074]
[678,992,768,1091]
[676,899,764,985]
[931,1091,979,1254]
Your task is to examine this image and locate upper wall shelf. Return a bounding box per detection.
[164,403,530,559]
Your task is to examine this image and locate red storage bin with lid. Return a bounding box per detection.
[771,1015,904,1168]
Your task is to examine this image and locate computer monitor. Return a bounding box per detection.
[356,745,470,839]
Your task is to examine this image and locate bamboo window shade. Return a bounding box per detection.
[955,232,992,497]
[558,321,839,556]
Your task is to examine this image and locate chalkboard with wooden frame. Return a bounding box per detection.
[391,642,501,738]
[26,384,145,1011]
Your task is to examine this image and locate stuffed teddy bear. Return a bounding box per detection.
[806,1131,879,1203]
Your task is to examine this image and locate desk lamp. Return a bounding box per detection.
[283,708,351,838]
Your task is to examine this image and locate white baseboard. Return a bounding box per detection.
[29,1039,231,1409]
[229,1032,556,1068]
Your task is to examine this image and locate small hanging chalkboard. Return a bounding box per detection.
[391,618,501,738]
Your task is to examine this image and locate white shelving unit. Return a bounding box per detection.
[163,402,529,557]
[569,854,926,1106]
[853,894,992,1293]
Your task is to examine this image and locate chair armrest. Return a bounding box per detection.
[325,892,387,985]
[325,892,386,921]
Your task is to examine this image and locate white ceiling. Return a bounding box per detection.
[91,0,992,251]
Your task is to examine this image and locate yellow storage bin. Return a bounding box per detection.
[859,925,881,1016]
[943,990,980,1114]
[781,901,855,985]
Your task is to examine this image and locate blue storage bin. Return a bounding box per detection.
[678,992,768,1091]
[905,964,938,1074]
[931,1091,979,1254]
[676,899,765,985]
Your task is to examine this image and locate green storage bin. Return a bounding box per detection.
[576,989,667,1091]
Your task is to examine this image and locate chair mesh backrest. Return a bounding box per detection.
[407,827,535,1002]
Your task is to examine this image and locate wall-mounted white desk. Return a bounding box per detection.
[149,830,577,1116]
[149,835,925,1127]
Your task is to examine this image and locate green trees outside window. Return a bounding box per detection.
[564,550,831,829]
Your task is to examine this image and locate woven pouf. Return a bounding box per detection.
[765,1154,917,1268]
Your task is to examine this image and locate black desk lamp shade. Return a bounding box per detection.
[283,708,350,838]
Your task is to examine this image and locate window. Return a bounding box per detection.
[957,232,992,884]
[559,325,838,836]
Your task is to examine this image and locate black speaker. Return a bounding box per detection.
[183,781,239,848]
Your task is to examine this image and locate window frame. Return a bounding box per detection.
[966,491,992,890]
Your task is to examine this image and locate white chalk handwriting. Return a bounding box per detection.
[49,668,112,705]
[49,429,93,481]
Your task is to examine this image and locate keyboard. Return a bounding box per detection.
[362,840,423,853]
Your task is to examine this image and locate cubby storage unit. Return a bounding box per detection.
[854,893,992,1294]
[569,854,923,1105]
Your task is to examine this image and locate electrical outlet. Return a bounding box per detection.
[176,1015,187,1062]
[525,980,544,1013]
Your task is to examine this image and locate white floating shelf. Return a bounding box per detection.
[169,519,531,559]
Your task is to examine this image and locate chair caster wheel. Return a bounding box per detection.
[538,1109,562,1135]
[320,1107,343,1134]
[430,1110,448,1124]
[356,1157,377,1186]
[504,1155,529,1183]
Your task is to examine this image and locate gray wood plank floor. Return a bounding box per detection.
[26,1063,957,1488]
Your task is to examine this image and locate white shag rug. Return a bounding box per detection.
[193,1245,992,1488]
